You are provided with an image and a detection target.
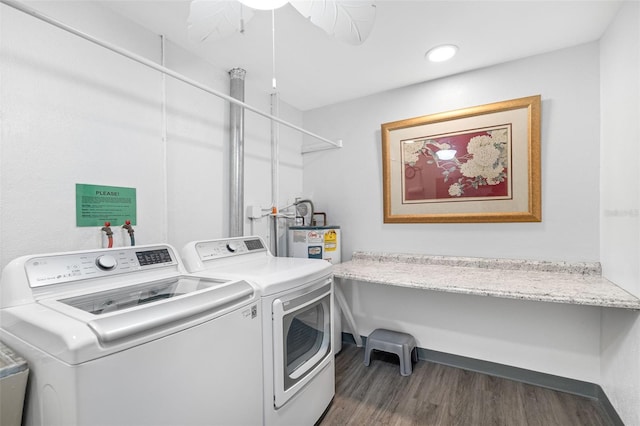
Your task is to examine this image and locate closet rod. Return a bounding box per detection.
[0,0,342,151]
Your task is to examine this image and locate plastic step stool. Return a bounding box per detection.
[363,328,418,376]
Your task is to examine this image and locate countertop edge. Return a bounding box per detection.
[333,257,640,310]
[349,251,602,275]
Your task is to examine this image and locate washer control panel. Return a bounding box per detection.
[196,237,266,261]
[25,246,178,288]
[96,254,117,271]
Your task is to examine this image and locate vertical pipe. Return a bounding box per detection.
[229,68,246,237]
[270,93,280,255]
[160,35,168,243]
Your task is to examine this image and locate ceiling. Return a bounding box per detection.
[99,0,622,111]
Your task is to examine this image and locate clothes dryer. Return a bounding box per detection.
[181,236,334,426]
[0,244,263,426]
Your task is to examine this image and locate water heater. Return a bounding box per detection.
[287,225,341,264]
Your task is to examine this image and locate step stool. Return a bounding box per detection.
[363,328,418,376]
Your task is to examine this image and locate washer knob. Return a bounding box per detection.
[96,255,117,270]
[226,242,241,253]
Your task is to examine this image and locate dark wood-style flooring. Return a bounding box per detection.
[319,344,613,426]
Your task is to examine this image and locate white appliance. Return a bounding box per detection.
[0,244,263,426]
[181,236,334,426]
[288,225,341,264]
[288,225,343,353]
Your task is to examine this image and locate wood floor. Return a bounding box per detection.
[319,344,613,426]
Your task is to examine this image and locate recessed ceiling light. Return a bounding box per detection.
[426,44,458,62]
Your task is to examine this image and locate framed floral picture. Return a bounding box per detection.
[381,95,541,223]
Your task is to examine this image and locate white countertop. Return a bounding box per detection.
[332,252,640,310]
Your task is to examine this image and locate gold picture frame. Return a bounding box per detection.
[381,95,541,223]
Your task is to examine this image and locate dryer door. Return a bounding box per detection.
[272,277,332,408]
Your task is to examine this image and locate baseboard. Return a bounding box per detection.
[341,332,623,426]
[596,386,625,426]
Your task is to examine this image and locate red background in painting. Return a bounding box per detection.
[404,130,509,202]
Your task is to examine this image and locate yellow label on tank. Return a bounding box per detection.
[324,230,338,251]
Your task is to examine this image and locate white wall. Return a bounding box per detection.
[0,2,304,269]
[600,1,640,424]
[303,44,601,264]
[163,40,304,250]
[303,44,603,382]
[0,2,163,263]
[163,39,229,246]
[343,280,601,382]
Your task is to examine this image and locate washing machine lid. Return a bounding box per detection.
[1,276,257,364]
[49,275,254,343]
[0,244,261,364]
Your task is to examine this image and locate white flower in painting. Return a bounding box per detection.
[489,128,509,164]
[460,134,506,180]
[461,160,503,180]
[459,161,478,178]
[472,145,500,167]
[466,135,500,166]
[402,141,422,165]
[489,128,508,143]
[448,182,464,197]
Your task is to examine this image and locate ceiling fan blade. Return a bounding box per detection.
[188,0,255,42]
[289,0,376,45]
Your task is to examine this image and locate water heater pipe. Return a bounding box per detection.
[229,68,246,237]
[270,93,280,255]
[160,34,169,242]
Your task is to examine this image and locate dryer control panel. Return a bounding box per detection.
[195,237,267,261]
[25,245,178,288]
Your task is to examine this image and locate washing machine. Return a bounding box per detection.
[0,244,263,426]
[181,236,334,426]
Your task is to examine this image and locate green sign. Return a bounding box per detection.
[76,183,137,227]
